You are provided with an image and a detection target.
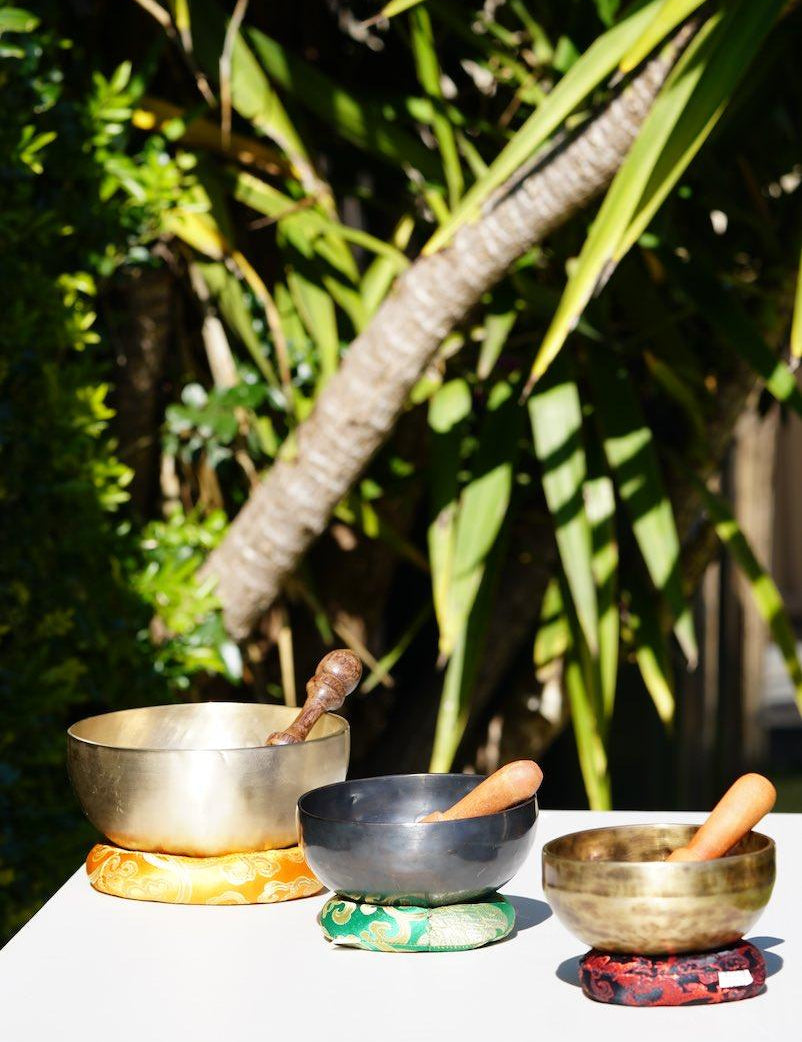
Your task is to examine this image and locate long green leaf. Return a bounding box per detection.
[0,7,39,33]
[230,171,360,283]
[533,578,609,806]
[613,4,783,262]
[792,248,802,361]
[694,478,802,716]
[624,568,675,725]
[444,379,522,655]
[427,379,472,656]
[564,616,611,809]
[233,168,409,280]
[376,0,426,19]
[528,0,783,390]
[478,301,518,380]
[586,468,618,723]
[286,269,339,385]
[670,257,802,419]
[410,6,463,206]
[245,27,441,179]
[361,604,432,694]
[190,0,317,190]
[588,351,697,666]
[429,467,513,773]
[361,215,416,317]
[334,493,429,572]
[424,0,664,254]
[526,16,719,389]
[529,359,599,655]
[321,275,366,333]
[430,380,520,771]
[429,587,490,772]
[274,281,310,360]
[534,578,569,673]
[619,0,707,73]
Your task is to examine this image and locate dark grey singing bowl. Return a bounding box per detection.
[297,773,538,906]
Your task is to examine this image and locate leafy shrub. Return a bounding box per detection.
[0,15,168,941]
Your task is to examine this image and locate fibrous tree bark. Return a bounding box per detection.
[201,41,689,639]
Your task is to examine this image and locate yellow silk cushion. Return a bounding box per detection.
[86,843,323,905]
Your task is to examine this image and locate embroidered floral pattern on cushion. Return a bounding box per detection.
[317,893,515,952]
[86,844,322,904]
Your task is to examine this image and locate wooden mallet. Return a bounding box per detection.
[667,773,776,862]
[419,760,543,822]
[265,649,362,746]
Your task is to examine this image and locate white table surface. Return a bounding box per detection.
[0,810,796,1041]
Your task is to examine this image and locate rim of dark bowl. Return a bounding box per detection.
[542,823,774,868]
[67,703,349,754]
[297,772,539,827]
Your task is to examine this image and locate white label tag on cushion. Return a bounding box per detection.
[717,969,753,988]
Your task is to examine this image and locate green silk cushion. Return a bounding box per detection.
[317,892,515,952]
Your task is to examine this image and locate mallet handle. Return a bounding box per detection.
[265,649,361,746]
[420,760,543,822]
[667,773,776,862]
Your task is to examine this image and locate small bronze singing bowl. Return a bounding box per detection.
[542,824,775,955]
[68,703,349,856]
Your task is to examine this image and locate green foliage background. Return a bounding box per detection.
[0,17,162,939]
[2,0,801,944]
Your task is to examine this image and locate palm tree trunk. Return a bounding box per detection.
[202,41,688,639]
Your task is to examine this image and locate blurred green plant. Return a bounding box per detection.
[4,0,802,946]
[134,508,242,686]
[125,0,801,811]
[0,10,233,940]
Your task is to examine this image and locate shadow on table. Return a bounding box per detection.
[749,935,784,977]
[506,896,552,934]
[556,954,582,987]
[556,935,786,988]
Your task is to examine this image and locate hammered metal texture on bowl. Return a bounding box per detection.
[542,824,775,955]
[68,702,349,856]
[298,773,538,907]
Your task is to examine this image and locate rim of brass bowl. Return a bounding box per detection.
[542,824,775,898]
[542,824,775,955]
[67,702,348,751]
[67,703,350,856]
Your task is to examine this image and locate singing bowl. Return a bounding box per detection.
[297,773,538,907]
[542,824,775,955]
[68,703,349,856]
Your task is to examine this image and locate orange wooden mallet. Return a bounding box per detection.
[420,760,543,823]
[667,773,776,862]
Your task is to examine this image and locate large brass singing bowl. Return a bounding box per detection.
[543,824,775,955]
[68,703,349,856]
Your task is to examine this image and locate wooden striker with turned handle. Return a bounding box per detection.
[667,773,776,862]
[420,760,543,822]
[265,649,362,746]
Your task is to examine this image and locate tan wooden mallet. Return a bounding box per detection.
[420,760,543,822]
[667,772,776,862]
[265,649,362,746]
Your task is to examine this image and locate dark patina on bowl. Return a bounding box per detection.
[297,773,538,907]
[542,823,776,955]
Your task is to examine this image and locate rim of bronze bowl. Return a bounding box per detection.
[297,773,538,906]
[542,823,775,955]
[67,702,350,857]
